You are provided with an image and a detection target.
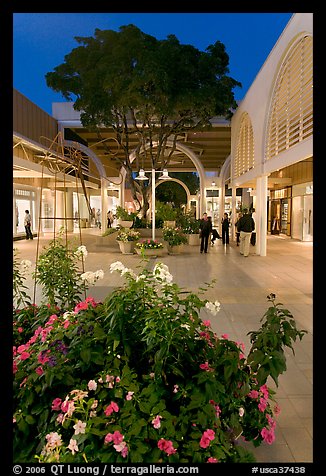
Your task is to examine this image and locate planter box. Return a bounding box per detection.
[96,233,119,246]
[167,244,184,255]
[187,234,200,246]
[135,248,165,258]
[118,220,133,228]
[118,241,135,254]
[164,220,176,228]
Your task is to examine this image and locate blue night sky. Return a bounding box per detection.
[13,12,293,116]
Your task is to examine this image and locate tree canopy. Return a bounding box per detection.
[46,24,241,217]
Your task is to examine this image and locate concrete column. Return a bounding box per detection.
[65,188,74,232]
[101,177,108,231]
[231,187,237,240]
[255,175,268,256]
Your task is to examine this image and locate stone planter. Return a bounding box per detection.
[163,220,176,228]
[167,244,184,255]
[118,220,133,228]
[117,241,135,254]
[187,233,200,246]
[135,248,165,258]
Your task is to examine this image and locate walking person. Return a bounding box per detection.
[235,211,242,246]
[107,210,113,228]
[24,210,33,240]
[221,212,230,245]
[250,208,257,246]
[237,208,255,257]
[199,212,212,254]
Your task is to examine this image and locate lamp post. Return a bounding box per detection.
[135,168,171,240]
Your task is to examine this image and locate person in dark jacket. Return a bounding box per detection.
[199,212,212,253]
[237,208,255,257]
[221,212,230,245]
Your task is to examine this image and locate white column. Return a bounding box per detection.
[231,187,237,240]
[152,169,156,240]
[218,187,224,233]
[65,188,74,232]
[101,177,108,231]
[256,175,268,256]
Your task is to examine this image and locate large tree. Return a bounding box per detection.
[46,24,241,217]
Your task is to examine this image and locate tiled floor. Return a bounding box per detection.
[13,229,313,463]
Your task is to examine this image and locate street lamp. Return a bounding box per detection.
[135,168,171,240]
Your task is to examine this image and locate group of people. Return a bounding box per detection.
[199,208,256,257]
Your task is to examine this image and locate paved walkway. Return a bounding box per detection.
[13,229,313,463]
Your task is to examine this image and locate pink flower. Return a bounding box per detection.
[51,398,62,411]
[202,320,211,327]
[199,361,213,371]
[199,429,215,448]
[207,457,218,463]
[20,351,30,361]
[17,327,23,333]
[157,438,177,455]
[125,391,134,400]
[35,366,44,375]
[261,427,275,445]
[88,380,97,391]
[104,430,124,445]
[152,415,162,429]
[248,390,259,399]
[258,397,268,413]
[104,401,119,416]
[221,333,229,339]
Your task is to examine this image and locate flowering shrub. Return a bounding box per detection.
[162,227,188,246]
[33,231,103,309]
[135,239,164,249]
[116,228,141,242]
[13,260,306,464]
[13,248,32,309]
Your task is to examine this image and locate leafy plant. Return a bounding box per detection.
[116,229,141,242]
[13,260,306,463]
[115,206,137,222]
[13,248,32,309]
[162,227,188,246]
[156,202,178,222]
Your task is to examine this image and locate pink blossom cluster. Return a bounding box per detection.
[157,438,177,455]
[199,429,215,448]
[104,430,128,458]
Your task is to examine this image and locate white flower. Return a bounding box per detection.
[153,262,173,284]
[67,438,79,455]
[95,269,104,280]
[81,269,104,285]
[110,261,127,273]
[205,300,221,315]
[81,271,96,285]
[75,245,88,259]
[73,420,86,435]
[180,324,190,330]
[19,259,32,274]
[239,407,245,417]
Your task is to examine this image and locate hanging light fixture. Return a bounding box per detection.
[159,169,171,180]
[135,169,148,181]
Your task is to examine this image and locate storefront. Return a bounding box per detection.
[268,183,312,241]
[13,185,38,238]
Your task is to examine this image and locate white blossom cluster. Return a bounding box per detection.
[80,269,104,285]
[109,261,136,278]
[75,245,88,260]
[205,300,221,315]
[153,263,173,284]
[19,259,32,275]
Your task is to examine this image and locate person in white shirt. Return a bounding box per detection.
[24,210,33,240]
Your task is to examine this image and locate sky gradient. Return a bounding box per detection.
[13,12,293,115]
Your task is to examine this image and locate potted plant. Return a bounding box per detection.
[162,226,188,254]
[116,228,141,254]
[182,218,201,246]
[115,206,137,228]
[156,202,178,228]
[135,238,165,257]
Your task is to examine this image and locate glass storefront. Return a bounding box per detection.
[13,186,37,237]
